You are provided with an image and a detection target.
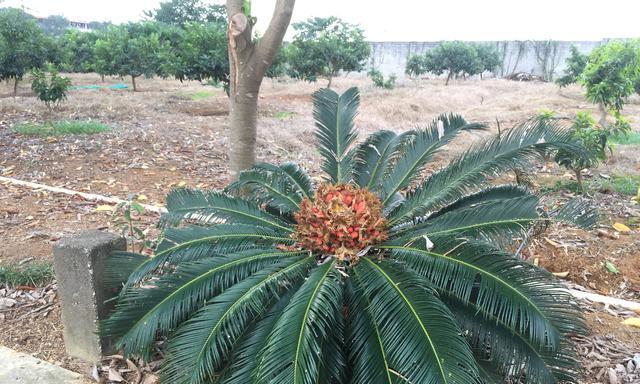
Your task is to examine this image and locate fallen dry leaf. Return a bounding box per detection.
[552,271,570,278]
[612,222,631,232]
[95,205,114,212]
[621,317,640,328]
[108,367,125,382]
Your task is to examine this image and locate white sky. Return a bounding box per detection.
[3,0,640,41]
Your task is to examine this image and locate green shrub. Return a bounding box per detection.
[103,87,594,384]
[554,111,608,192]
[14,121,111,136]
[556,45,588,88]
[31,64,72,123]
[368,68,396,89]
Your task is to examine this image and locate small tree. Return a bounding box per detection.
[287,16,370,88]
[94,23,171,91]
[581,39,640,128]
[368,68,396,89]
[554,112,608,192]
[474,43,501,79]
[145,0,226,25]
[172,22,228,86]
[60,29,99,73]
[31,64,72,124]
[0,8,48,95]
[424,41,481,85]
[555,45,588,88]
[265,45,289,80]
[405,54,428,78]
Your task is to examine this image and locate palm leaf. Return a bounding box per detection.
[313,87,359,183]
[551,197,598,229]
[352,258,481,383]
[255,260,344,384]
[161,256,316,384]
[444,291,582,383]
[379,113,486,205]
[346,280,398,384]
[382,241,586,352]
[102,249,307,358]
[226,163,314,214]
[388,118,587,223]
[389,195,540,246]
[118,224,293,294]
[162,188,292,231]
[352,130,407,190]
[219,287,300,384]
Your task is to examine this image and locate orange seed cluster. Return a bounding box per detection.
[293,184,388,263]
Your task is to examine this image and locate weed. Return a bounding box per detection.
[610,131,640,145]
[275,111,295,119]
[14,121,111,136]
[596,175,640,196]
[0,261,54,287]
[189,90,216,101]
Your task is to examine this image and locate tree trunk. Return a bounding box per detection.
[598,102,607,127]
[445,71,453,86]
[101,74,105,82]
[13,78,18,96]
[131,75,137,92]
[327,75,333,89]
[47,104,53,125]
[229,78,260,174]
[227,0,295,179]
[575,169,584,193]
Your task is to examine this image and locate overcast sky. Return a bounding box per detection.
[4,0,639,41]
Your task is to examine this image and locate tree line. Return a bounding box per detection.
[405,41,502,84]
[0,5,372,93]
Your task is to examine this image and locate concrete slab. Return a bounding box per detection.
[0,346,87,384]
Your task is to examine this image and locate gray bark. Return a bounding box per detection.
[226,0,295,178]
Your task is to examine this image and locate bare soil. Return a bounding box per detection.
[1,74,639,383]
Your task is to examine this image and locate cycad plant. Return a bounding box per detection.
[103,87,596,384]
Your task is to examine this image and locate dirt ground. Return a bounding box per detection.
[1,74,639,383]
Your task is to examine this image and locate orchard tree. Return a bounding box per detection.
[146,0,226,25]
[556,45,588,88]
[474,43,501,79]
[405,54,428,78]
[173,22,228,86]
[38,15,70,36]
[581,39,640,127]
[0,8,48,95]
[425,41,481,85]
[94,23,171,91]
[265,45,289,79]
[287,16,370,88]
[60,29,99,73]
[31,64,72,124]
[226,0,295,177]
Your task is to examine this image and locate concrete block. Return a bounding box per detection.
[0,346,88,384]
[53,230,126,363]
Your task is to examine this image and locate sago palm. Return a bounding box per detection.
[103,87,596,384]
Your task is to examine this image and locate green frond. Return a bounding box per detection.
[313,87,360,183]
[219,287,299,384]
[346,280,398,384]
[550,197,599,229]
[414,184,533,222]
[389,195,540,246]
[238,162,314,200]
[352,130,406,190]
[101,249,307,358]
[256,260,344,384]
[102,251,149,290]
[352,258,481,384]
[162,188,292,231]
[382,241,586,353]
[379,113,486,205]
[388,118,587,223]
[161,256,316,384]
[443,292,582,383]
[226,163,314,215]
[119,224,293,293]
